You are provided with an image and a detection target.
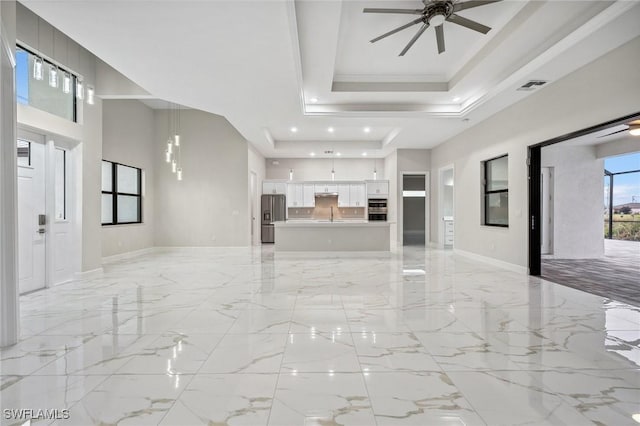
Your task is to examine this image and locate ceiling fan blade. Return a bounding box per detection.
[370,17,424,43]
[399,23,429,56]
[447,13,491,34]
[363,8,423,15]
[597,128,628,138]
[435,24,445,54]
[453,0,502,12]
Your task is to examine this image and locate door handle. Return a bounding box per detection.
[38,229,45,234]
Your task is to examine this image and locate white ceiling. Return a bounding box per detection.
[20,0,640,158]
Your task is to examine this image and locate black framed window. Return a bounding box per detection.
[483,154,509,227]
[101,160,142,225]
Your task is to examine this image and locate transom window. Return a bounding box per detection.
[101,160,142,225]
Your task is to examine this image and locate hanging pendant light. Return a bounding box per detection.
[76,79,84,100]
[86,85,95,105]
[289,169,293,181]
[62,72,72,93]
[167,139,173,154]
[48,64,59,88]
[177,168,183,181]
[33,17,44,80]
[165,150,171,163]
[171,160,177,173]
[373,159,377,180]
[33,57,44,80]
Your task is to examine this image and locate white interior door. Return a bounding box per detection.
[18,137,46,294]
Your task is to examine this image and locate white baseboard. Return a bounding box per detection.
[73,267,104,280]
[454,248,528,274]
[102,247,157,264]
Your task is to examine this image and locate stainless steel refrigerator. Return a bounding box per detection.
[261,194,286,243]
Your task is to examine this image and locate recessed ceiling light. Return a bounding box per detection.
[310,152,316,157]
[364,127,371,133]
[336,152,341,156]
[362,152,367,156]
[453,97,461,102]
[632,414,640,424]
[310,97,318,103]
[328,127,334,133]
[290,127,298,133]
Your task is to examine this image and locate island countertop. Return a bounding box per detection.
[273,220,391,251]
[273,220,391,228]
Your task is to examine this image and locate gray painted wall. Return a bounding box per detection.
[102,100,155,257]
[153,109,249,247]
[542,144,604,259]
[265,158,381,182]
[430,37,640,268]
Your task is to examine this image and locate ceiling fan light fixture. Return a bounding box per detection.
[430,14,445,26]
[629,125,640,136]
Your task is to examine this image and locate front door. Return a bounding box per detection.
[17,135,46,294]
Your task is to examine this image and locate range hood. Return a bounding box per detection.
[315,192,338,197]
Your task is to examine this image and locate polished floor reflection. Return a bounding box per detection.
[1,246,639,425]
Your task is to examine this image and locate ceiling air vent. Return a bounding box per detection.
[517,80,548,91]
[324,150,334,154]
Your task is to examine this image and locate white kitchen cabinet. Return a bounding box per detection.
[338,184,350,207]
[287,184,303,207]
[303,184,315,207]
[349,184,366,207]
[315,184,338,194]
[263,181,287,195]
[444,220,454,246]
[366,181,389,197]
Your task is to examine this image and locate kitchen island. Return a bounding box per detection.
[273,220,391,251]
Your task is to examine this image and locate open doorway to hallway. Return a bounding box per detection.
[402,174,427,246]
[529,114,640,305]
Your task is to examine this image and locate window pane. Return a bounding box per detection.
[102,161,112,191]
[101,194,113,224]
[486,192,509,225]
[117,164,139,194]
[24,52,75,121]
[55,148,65,220]
[117,195,139,223]
[487,156,508,191]
[16,48,29,105]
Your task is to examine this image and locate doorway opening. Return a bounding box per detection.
[529,112,640,305]
[438,166,454,248]
[402,174,426,246]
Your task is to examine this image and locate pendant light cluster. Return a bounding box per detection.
[31,17,94,105]
[165,103,183,181]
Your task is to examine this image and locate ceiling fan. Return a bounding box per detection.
[364,0,502,56]
[598,120,640,138]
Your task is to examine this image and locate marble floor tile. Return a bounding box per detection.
[3,245,639,425]
[353,331,441,372]
[160,374,277,426]
[364,371,486,425]
[116,333,223,375]
[447,370,592,425]
[51,374,189,425]
[199,333,287,373]
[290,309,349,333]
[0,375,107,425]
[269,372,375,426]
[227,309,293,334]
[281,332,360,373]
